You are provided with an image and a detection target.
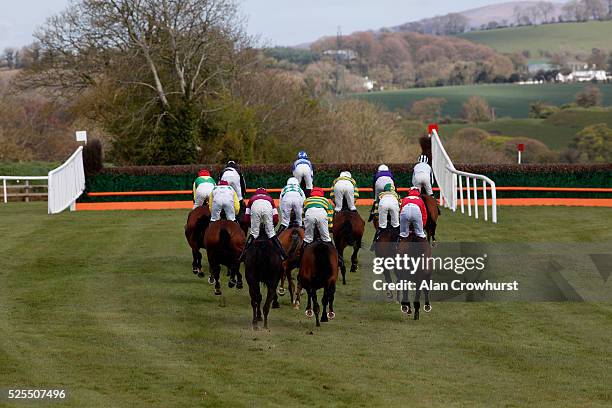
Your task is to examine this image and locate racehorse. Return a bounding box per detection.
[422,194,440,246]
[276,223,304,305]
[373,226,400,300]
[184,205,211,277]
[295,241,339,327]
[244,234,284,330]
[397,234,432,320]
[203,220,245,295]
[332,209,365,285]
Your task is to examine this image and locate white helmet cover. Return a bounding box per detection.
[287,177,299,185]
[378,164,389,172]
[340,171,351,178]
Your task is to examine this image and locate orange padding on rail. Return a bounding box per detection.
[75,198,612,211]
[86,186,612,197]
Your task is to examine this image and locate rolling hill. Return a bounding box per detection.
[457,20,612,55]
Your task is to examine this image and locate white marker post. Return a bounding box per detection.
[517,143,525,164]
[76,130,88,144]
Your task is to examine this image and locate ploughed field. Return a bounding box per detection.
[1,203,611,407]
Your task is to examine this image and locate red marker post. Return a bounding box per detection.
[517,143,525,164]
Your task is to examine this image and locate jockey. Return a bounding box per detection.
[208,180,240,222]
[330,171,359,212]
[220,160,247,206]
[399,187,428,239]
[370,183,400,250]
[278,177,306,234]
[192,169,216,209]
[303,187,334,245]
[412,155,434,196]
[369,164,395,221]
[239,187,287,261]
[292,151,314,197]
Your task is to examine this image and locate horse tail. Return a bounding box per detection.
[288,228,301,256]
[219,227,231,249]
[314,243,333,283]
[342,219,355,246]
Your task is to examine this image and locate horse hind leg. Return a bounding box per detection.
[327,283,336,321]
[249,285,259,330]
[263,285,275,329]
[311,289,321,327]
[211,264,222,295]
[320,291,329,323]
[338,247,347,285]
[350,244,360,273]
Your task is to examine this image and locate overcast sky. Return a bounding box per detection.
[0,0,509,50]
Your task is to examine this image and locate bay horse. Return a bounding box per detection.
[244,236,284,330]
[295,241,339,327]
[184,205,211,278]
[276,223,304,305]
[332,210,365,285]
[203,220,245,295]
[397,234,432,320]
[422,194,440,246]
[373,227,400,300]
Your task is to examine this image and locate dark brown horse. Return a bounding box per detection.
[397,234,432,320]
[276,224,304,305]
[295,241,339,327]
[332,210,365,285]
[422,194,440,246]
[184,205,211,278]
[244,237,284,330]
[373,227,400,300]
[203,220,245,295]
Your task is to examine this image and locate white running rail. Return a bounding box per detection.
[1,176,49,203]
[48,147,85,214]
[430,128,497,223]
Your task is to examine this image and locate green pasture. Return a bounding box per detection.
[1,203,611,407]
[457,21,612,56]
[354,83,612,118]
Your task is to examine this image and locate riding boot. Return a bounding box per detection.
[238,234,254,262]
[277,224,287,235]
[370,228,383,252]
[271,235,288,260]
[367,202,375,222]
[305,189,312,198]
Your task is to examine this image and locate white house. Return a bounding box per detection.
[363,76,374,91]
[557,65,609,83]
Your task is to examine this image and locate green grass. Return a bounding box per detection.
[457,21,612,56]
[354,83,612,118]
[1,203,611,406]
[0,162,59,177]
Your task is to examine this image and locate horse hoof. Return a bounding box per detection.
[305,309,313,318]
[272,301,280,309]
[277,287,286,296]
[321,315,328,323]
[414,311,420,320]
[192,268,199,275]
[236,281,243,290]
[431,240,437,248]
[197,272,205,278]
[257,316,263,322]
[293,302,300,310]
[207,275,215,285]
[424,304,432,313]
[228,279,236,288]
[214,289,222,296]
[327,311,335,320]
[401,305,411,315]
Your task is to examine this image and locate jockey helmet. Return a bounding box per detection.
[378,164,389,172]
[310,187,324,197]
[287,177,299,185]
[408,187,421,197]
[226,160,239,170]
[418,155,429,164]
[198,169,210,177]
[219,180,229,186]
[340,171,351,178]
[255,187,267,195]
[297,151,308,160]
[383,183,395,192]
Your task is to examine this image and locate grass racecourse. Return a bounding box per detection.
[1,203,612,407]
[355,83,612,118]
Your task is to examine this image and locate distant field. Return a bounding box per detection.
[1,203,611,406]
[355,83,612,118]
[0,161,59,176]
[457,21,612,55]
[440,108,612,150]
